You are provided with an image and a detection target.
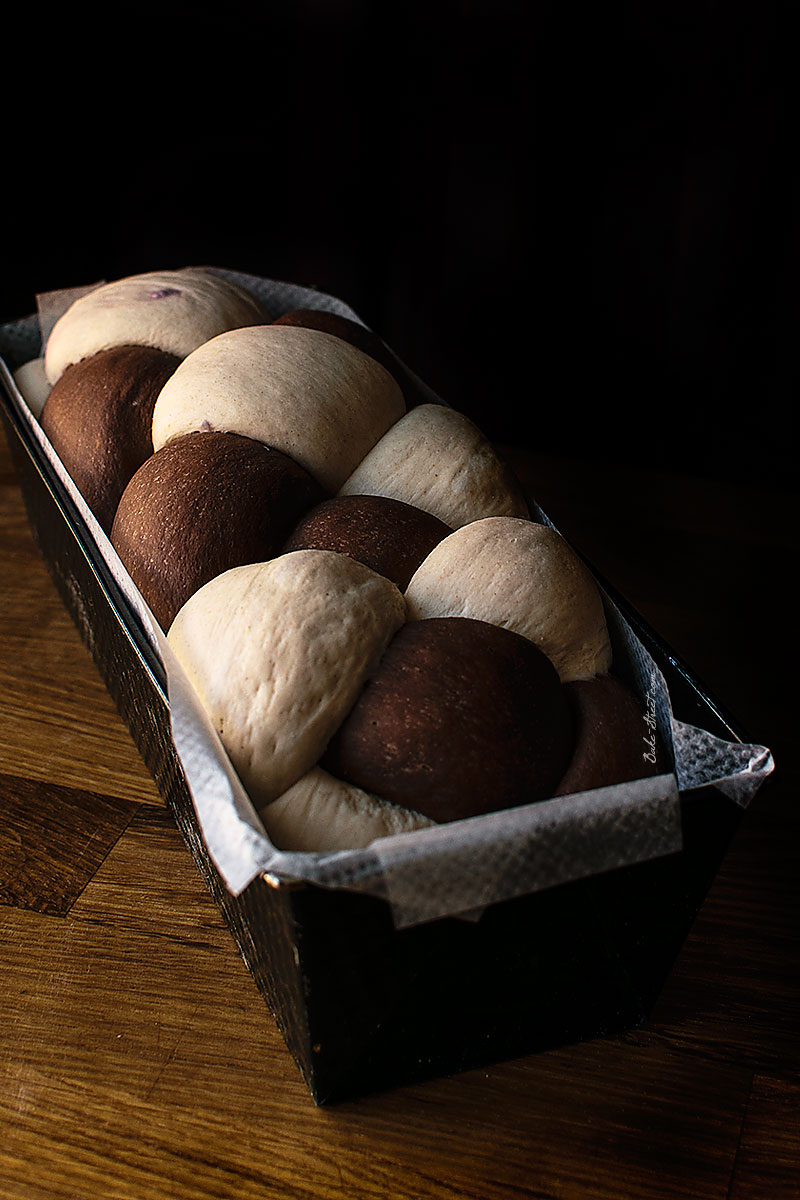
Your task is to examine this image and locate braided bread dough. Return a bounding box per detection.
[44,268,266,383]
[338,404,529,528]
[152,324,406,492]
[167,550,406,809]
[405,517,612,682]
[261,767,433,851]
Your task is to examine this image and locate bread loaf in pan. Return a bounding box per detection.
[1,268,769,1103]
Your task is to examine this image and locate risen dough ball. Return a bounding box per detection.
[405,517,612,682]
[13,358,51,418]
[261,767,433,852]
[41,344,180,533]
[167,550,406,808]
[554,675,665,795]
[111,430,324,630]
[44,268,266,384]
[337,403,528,528]
[322,616,574,822]
[273,308,428,408]
[152,324,405,492]
[282,494,451,591]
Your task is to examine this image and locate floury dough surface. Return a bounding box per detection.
[151,324,406,492]
[167,550,407,810]
[43,268,266,383]
[337,403,529,528]
[261,767,433,852]
[405,517,612,682]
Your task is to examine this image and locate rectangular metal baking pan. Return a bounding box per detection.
[1,311,750,1104]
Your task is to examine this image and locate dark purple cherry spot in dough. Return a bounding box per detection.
[147,287,182,300]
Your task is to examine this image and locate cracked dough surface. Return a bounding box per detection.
[167,550,407,808]
[405,517,612,682]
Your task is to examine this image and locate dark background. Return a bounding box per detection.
[2,1,796,488]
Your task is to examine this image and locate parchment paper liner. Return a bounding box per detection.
[0,269,774,929]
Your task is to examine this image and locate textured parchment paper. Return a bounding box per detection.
[0,269,774,928]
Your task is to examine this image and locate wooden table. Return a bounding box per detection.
[1,427,797,1199]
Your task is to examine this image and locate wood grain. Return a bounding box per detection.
[729,1075,800,1199]
[0,453,161,805]
[1,424,797,1199]
[0,771,139,914]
